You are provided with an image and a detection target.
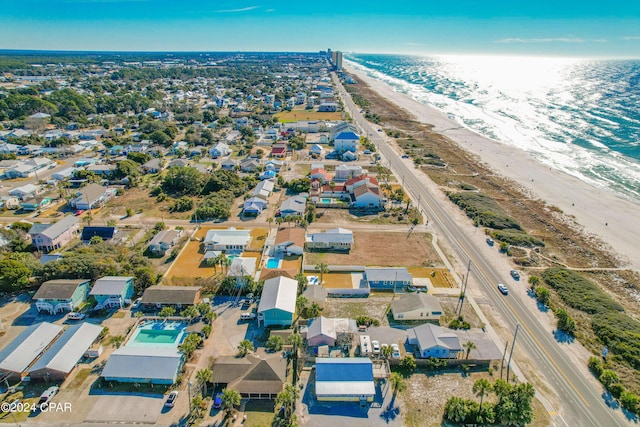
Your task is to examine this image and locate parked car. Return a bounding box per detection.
[240,299,251,308]
[240,312,256,321]
[165,391,178,408]
[38,386,59,408]
[497,284,509,295]
[401,154,409,159]
[486,237,495,246]
[213,392,223,409]
[131,298,142,309]
[510,270,521,280]
[391,344,401,359]
[372,340,381,354]
[67,312,86,321]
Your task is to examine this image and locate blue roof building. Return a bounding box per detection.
[315,358,375,402]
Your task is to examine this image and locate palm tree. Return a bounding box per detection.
[388,372,406,406]
[472,378,492,408]
[267,217,274,230]
[217,253,228,273]
[221,389,241,416]
[195,368,212,397]
[315,263,329,285]
[237,339,254,357]
[159,306,176,317]
[381,344,393,360]
[287,333,304,356]
[463,341,477,360]
[276,384,300,419]
[109,335,125,348]
[83,211,94,227]
[328,180,336,194]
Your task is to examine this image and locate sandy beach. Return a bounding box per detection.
[346,63,640,271]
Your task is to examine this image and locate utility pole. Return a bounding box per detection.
[506,324,520,382]
[500,340,509,379]
[456,260,472,317]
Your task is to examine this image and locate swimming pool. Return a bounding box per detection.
[320,198,333,204]
[266,258,282,269]
[130,321,186,346]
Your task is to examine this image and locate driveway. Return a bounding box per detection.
[85,394,164,423]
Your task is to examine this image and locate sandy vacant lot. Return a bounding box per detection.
[305,230,441,267]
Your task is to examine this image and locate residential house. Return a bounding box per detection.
[318,103,338,112]
[351,184,383,209]
[202,227,251,253]
[240,158,260,172]
[390,293,443,321]
[209,142,230,158]
[309,168,331,184]
[364,267,413,291]
[309,144,324,157]
[51,167,77,181]
[86,164,116,176]
[252,179,275,200]
[0,322,63,381]
[274,227,305,256]
[32,279,91,314]
[334,164,363,181]
[407,323,463,359]
[28,323,103,381]
[69,183,114,210]
[220,158,238,170]
[315,358,375,402]
[29,215,80,252]
[81,226,117,242]
[278,195,307,218]
[270,143,287,158]
[167,158,189,168]
[243,197,268,216]
[211,353,287,399]
[264,159,283,172]
[148,229,182,256]
[102,347,184,385]
[334,131,360,153]
[141,158,163,174]
[0,142,19,155]
[89,276,135,309]
[227,257,257,278]
[260,170,276,180]
[305,228,353,252]
[9,184,40,201]
[341,150,358,161]
[257,276,298,327]
[140,285,202,310]
[302,317,357,347]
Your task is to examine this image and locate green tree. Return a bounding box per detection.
[89,235,103,245]
[195,368,212,396]
[113,159,140,179]
[0,258,31,291]
[528,275,540,289]
[400,355,417,373]
[153,222,166,232]
[266,335,284,352]
[159,306,176,317]
[473,378,492,408]
[237,339,254,357]
[389,372,406,397]
[275,384,300,420]
[620,391,640,413]
[381,344,393,360]
[599,370,620,388]
[534,286,551,306]
[443,396,472,423]
[162,166,205,196]
[555,307,576,335]
[126,207,135,218]
[10,222,32,233]
[221,389,241,416]
[463,341,477,360]
[180,305,200,322]
[315,263,329,285]
[109,335,125,348]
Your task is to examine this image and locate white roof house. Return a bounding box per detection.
[227,257,257,278]
[305,228,353,251]
[315,358,375,402]
[202,227,251,253]
[9,183,39,200]
[407,323,463,359]
[102,346,184,384]
[257,276,298,327]
[304,317,357,347]
[29,323,102,380]
[0,322,63,379]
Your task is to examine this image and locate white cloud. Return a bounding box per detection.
[216,6,260,13]
[406,42,423,46]
[495,37,587,44]
[622,36,640,40]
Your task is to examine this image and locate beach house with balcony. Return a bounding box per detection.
[29,215,80,252]
[148,229,182,256]
[69,183,114,210]
[390,293,443,321]
[305,228,353,252]
[90,276,135,309]
[334,131,360,153]
[407,324,463,359]
[203,227,251,253]
[32,279,92,314]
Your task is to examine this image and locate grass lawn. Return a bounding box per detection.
[66,367,92,389]
[407,267,455,287]
[317,272,354,288]
[0,397,38,423]
[275,110,343,123]
[304,231,441,268]
[111,310,126,319]
[248,228,268,251]
[166,239,212,280]
[243,400,276,427]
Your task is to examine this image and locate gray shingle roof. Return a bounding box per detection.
[390,293,443,314]
[141,286,201,305]
[33,279,90,300]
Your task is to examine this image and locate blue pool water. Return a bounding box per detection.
[130,321,186,346]
[266,258,281,269]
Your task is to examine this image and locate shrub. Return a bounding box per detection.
[541,268,623,314]
[599,370,620,388]
[355,316,380,327]
[555,307,576,335]
[491,229,544,247]
[447,192,521,230]
[449,316,471,330]
[534,286,551,306]
[620,391,640,413]
[399,355,417,372]
[608,383,625,399]
[170,196,194,212]
[588,356,604,377]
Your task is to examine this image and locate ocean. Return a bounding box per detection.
[345,54,640,202]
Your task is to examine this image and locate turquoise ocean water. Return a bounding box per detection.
[346,54,640,202]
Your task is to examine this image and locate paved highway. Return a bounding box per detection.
[333,73,627,426]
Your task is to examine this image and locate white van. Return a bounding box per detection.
[359,335,372,356]
[240,312,256,321]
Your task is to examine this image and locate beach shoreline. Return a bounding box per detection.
[345,62,640,271]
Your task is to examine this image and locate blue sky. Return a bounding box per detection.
[1,0,640,57]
